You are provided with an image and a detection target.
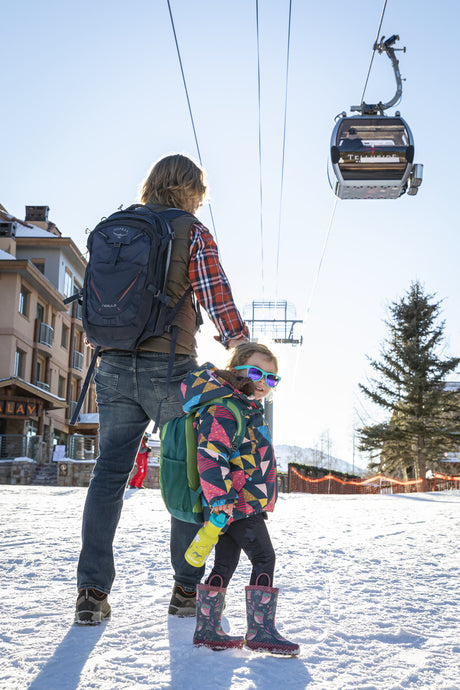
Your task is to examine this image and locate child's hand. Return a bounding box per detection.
[213,503,234,517]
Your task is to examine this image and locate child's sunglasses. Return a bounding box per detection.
[233,365,281,388]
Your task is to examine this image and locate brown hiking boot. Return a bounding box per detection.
[74,588,111,625]
[168,584,196,616]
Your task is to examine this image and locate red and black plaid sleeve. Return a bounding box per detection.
[189,222,250,345]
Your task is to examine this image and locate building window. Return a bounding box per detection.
[61,324,69,348]
[32,259,45,274]
[19,287,30,316]
[58,375,66,398]
[14,349,26,378]
[36,302,45,322]
[27,421,38,437]
[64,270,73,298]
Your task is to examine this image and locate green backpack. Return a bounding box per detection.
[160,397,247,524]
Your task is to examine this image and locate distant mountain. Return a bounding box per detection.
[274,444,366,476]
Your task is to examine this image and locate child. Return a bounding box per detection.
[179,343,299,655]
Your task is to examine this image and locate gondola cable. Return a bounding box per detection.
[274,0,293,309]
[166,0,218,243]
[291,3,393,378]
[299,196,337,336]
[255,0,265,298]
[287,197,338,402]
[359,0,388,107]
[294,0,393,349]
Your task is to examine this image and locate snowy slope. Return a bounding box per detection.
[1,487,459,690]
[275,444,366,475]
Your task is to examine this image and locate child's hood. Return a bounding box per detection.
[180,362,244,413]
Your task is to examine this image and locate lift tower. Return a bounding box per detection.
[243,300,303,345]
[243,300,303,438]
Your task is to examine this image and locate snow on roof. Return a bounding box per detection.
[78,413,99,424]
[0,249,15,260]
[15,225,57,239]
[0,377,66,402]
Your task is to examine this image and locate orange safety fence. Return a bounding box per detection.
[288,467,460,495]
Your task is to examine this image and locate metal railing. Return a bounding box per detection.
[67,434,99,461]
[72,350,84,371]
[36,381,50,391]
[68,401,78,420]
[68,301,82,320]
[74,302,82,320]
[38,322,54,347]
[0,434,43,460]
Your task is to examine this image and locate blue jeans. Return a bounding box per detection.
[77,350,205,594]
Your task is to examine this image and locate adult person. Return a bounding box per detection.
[340,127,364,150]
[129,434,151,489]
[75,153,249,625]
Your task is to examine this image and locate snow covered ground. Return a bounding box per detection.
[1,486,459,690]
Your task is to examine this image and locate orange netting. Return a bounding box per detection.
[288,468,460,494]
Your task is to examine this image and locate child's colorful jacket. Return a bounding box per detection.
[179,362,278,523]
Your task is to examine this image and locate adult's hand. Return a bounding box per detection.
[227,336,248,349]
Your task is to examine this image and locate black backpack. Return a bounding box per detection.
[65,204,198,426]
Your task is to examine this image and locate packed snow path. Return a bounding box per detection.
[1,486,459,689]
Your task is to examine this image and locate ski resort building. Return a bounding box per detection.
[0,204,97,483]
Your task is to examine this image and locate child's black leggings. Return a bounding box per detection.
[205,512,276,588]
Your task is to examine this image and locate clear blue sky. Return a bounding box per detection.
[2,0,459,466]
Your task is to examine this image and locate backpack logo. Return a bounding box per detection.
[113,226,130,238]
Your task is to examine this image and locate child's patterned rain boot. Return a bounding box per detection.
[245,574,300,656]
[193,576,244,651]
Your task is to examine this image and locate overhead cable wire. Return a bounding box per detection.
[255,0,265,298]
[274,0,293,308]
[301,196,338,332]
[287,0,390,437]
[359,0,388,105]
[287,197,338,399]
[292,0,387,353]
[166,0,218,242]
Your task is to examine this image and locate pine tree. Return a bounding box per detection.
[358,281,460,484]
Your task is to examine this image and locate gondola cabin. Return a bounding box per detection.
[330,116,423,199]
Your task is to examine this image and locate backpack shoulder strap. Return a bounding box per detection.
[184,412,201,491]
[223,399,248,450]
[144,205,195,224]
[196,397,247,452]
[69,346,101,425]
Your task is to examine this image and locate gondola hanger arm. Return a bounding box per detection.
[351,34,406,116]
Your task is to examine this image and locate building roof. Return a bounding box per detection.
[0,206,34,228]
[78,413,99,425]
[1,204,86,269]
[15,225,58,239]
[0,249,15,260]
[0,259,67,311]
[0,377,67,409]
